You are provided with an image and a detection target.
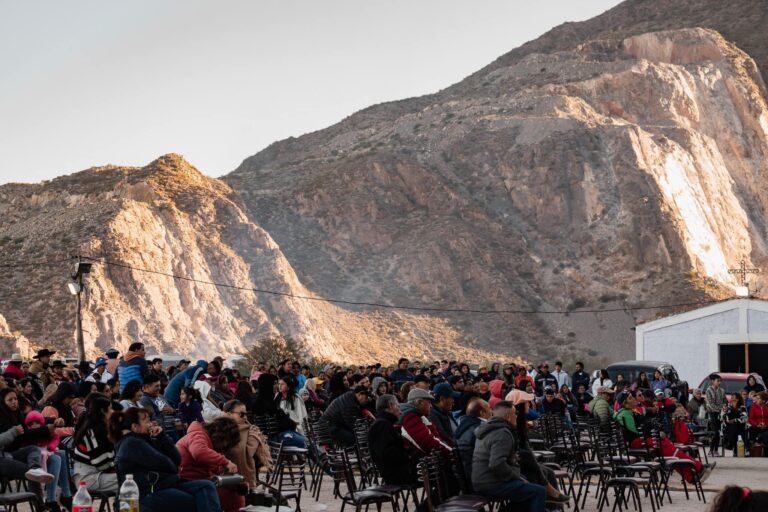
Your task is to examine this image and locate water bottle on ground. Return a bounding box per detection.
[737,435,745,457]
[72,481,93,512]
[119,474,140,512]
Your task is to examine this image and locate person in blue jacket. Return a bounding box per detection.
[163,360,208,407]
[117,343,149,394]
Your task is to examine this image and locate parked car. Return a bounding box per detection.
[695,372,766,399]
[605,360,688,400]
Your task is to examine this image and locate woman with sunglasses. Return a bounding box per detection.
[222,400,273,503]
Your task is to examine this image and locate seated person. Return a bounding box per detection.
[368,394,418,485]
[400,388,453,455]
[614,392,704,483]
[471,401,548,511]
[110,407,221,512]
[177,417,242,512]
[320,385,368,447]
[72,396,119,493]
[748,391,768,445]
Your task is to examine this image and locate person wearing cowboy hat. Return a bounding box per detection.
[28,349,57,399]
[2,353,26,381]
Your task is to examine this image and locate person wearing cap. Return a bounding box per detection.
[533,363,558,396]
[104,348,120,378]
[86,357,112,383]
[471,401,548,511]
[29,349,56,393]
[589,386,615,424]
[319,385,369,447]
[614,391,704,482]
[368,394,419,486]
[429,382,460,440]
[400,388,453,455]
[2,354,26,381]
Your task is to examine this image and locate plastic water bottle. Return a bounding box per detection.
[119,474,140,512]
[72,481,93,512]
[737,435,745,457]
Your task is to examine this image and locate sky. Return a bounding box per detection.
[0,0,622,185]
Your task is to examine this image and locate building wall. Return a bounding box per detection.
[641,309,739,388]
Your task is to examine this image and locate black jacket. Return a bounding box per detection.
[454,415,483,481]
[368,412,417,485]
[114,432,180,498]
[320,391,361,432]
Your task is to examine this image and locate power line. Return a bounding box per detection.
[0,258,72,268]
[77,254,724,315]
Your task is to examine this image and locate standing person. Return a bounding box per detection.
[533,363,557,396]
[149,358,169,393]
[571,362,590,392]
[117,342,149,394]
[552,362,570,389]
[104,348,120,381]
[72,396,119,493]
[706,373,727,456]
[651,369,668,393]
[591,369,613,397]
[389,358,415,391]
[176,417,241,512]
[110,407,221,512]
[471,401,547,512]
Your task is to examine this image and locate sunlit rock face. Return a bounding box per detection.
[3,16,768,366]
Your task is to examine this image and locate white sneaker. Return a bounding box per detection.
[25,467,54,484]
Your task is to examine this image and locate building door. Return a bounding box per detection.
[719,344,746,373]
[748,344,768,380]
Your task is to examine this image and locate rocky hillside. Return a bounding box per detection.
[4,0,768,366]
[227,25,768,364]
[0,155,502,362]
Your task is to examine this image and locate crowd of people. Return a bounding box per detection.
[0,347,766,512]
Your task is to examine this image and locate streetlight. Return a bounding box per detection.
[68,258,92,361]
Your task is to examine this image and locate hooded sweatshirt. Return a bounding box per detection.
[164,359,207,406]
[24,410,59,451]
[471,417,521,491]
[193,380,223,422]
[488,380,504,409]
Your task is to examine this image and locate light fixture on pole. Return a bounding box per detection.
[69,257,92,361]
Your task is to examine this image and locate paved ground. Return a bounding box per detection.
[15,452,768,511]
[294,452,768,512]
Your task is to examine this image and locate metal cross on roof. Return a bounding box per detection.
[728,259,760,285]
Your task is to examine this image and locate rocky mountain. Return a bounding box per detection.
[227,23,768,364]
[3,0,768,365]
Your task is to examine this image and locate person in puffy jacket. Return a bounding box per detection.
[320,386,368,446]
[176,417,241,512]
[117,343,149,394]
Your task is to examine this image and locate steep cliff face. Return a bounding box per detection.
[227,27,768,363]
[0,155,503,362]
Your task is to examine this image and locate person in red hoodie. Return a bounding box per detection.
[176,417,242,512]
[488,379,505,409]
[514,366,535,391]
[748,391,768,445]
[2,354,26,381]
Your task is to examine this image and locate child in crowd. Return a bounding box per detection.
[24,410,59,470]
[178,385,204,429]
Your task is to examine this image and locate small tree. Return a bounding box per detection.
[241,335,301,369]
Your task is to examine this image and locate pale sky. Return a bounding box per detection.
[0,1,622,185]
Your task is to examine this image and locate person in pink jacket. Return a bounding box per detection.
[176,418,241,512]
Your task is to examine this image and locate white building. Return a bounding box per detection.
[635,298,768,388]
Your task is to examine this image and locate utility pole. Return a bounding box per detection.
[69,256,92,361]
